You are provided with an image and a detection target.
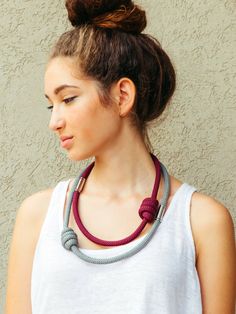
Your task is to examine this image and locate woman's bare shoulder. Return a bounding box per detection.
[5,187,56,313]
[20,179,74,226]
[18,188,54,225]
[189,190,234,259]
[168,176,234,259]
[190,191,236,312]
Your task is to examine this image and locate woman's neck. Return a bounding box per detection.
[83,132,159,199]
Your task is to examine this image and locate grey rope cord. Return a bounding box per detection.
[61,162,170,264]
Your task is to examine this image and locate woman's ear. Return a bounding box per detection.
[111,78,136,117]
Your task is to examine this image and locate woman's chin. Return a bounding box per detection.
[67,150,93,162]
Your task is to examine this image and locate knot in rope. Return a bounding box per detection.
[138,197,159,222]
[61,227,78,251]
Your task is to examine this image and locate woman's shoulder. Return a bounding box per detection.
[170,175,231,229]
[15,188,54,237]
[169,176,234,258]
[23,187,54,207]
[184,183,234,262]
[6,185,62,312]
[17,179,72,231]
[18,178,71,223]
[186,185,236,312]
[19,179,72,219]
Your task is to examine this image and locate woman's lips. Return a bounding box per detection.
[60,136,73,148]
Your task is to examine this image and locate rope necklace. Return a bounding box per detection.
[61,158,170,264]
[72,153,161,246]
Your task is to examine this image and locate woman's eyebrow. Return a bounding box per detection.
[44,84,79,99]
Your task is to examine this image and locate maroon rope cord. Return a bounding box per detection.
[72,153,161,246]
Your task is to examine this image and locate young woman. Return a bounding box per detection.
[5,0,236,313]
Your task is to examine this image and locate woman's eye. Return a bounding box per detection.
[46,96,77,111]
[63,96,77,104]
[47,105,53,111]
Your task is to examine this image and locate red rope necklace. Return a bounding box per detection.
[72,153,161,246]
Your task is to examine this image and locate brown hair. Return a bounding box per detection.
[50,0,176,152]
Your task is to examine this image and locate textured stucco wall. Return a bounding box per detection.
[1,0,235,311]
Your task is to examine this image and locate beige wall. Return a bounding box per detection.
[1,0,235,310]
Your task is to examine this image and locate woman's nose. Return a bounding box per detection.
[48,109,65,131]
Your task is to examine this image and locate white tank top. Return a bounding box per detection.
[31,179,202,314]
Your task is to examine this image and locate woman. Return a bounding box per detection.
[5,0,236,313]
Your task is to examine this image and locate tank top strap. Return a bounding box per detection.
[161,183,197,222]
[176,183,197,225]
[39,179,71,239]
[168,182,198,261]
[182,183,198,260]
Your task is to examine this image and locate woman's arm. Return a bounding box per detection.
[5,190,52,314]
[191,193,236,314]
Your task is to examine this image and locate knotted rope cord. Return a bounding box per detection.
[61,162,170,264]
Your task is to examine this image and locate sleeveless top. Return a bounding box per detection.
[31,179,202,314]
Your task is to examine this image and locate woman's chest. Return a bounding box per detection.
[65,192,156,249]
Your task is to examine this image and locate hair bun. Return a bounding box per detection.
[65,0,147,34]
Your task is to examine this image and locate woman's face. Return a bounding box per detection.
[44,57,121,161]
